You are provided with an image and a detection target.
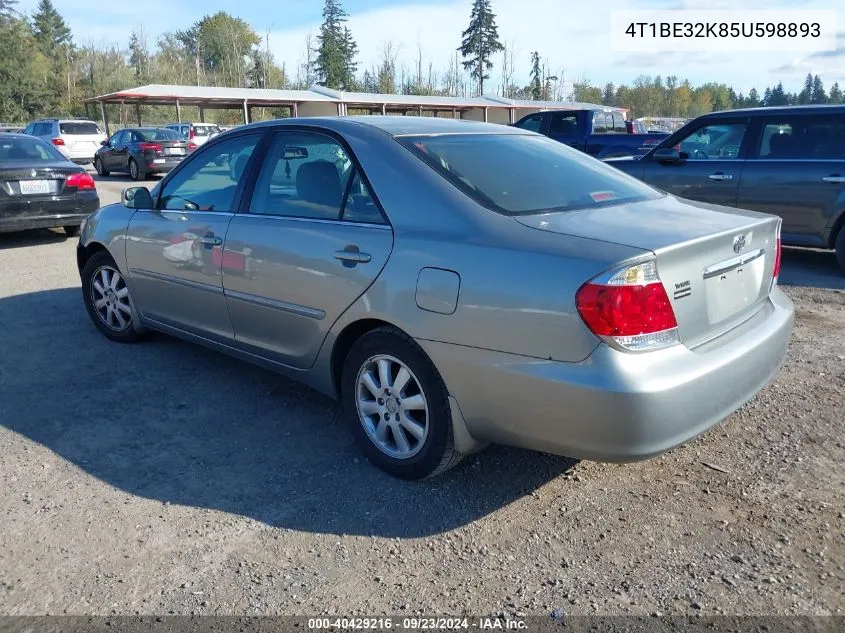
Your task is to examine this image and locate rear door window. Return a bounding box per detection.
[548,113,578,136]
[756,115,845,159]
[612,113,628,134]
[592,113,608,134]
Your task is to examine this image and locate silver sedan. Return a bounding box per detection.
[77,116,794,479]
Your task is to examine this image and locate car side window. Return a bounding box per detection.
[549,113,578,136]
[249,131,357,221]
[341,170,385,224]
[107,132,120,145]
[676,123,746,160]
[757,116,845,160]
[514,114,544,133]
[158,134,259,212]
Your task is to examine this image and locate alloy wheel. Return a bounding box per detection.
[90,265,132,331]
[355,354,429,459]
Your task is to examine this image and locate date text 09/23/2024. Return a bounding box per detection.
[307,617,527,630]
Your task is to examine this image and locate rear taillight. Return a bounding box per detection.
[51,137,65,146]
[189,128,195,140]
[66,172,95,190]
[188,142,198,151]
[576,260,680,352]
[139,142,162,152]
[771,236,782,287]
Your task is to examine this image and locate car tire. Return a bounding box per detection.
[63,225,80,237]
[835,227,845,274]
[81,250,143,344]
[94,157,109,177]
[129,158,144,182]
[341,326,462,480]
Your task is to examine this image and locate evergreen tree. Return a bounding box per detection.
[31,0,71,57]
[747,88,760,107]
[315,0,357,90]
[529,51,541,100]
[128,30,149,81]
[0,0,19,21]
[810,75,826,104]
[768,82,788,106]
[829,82,843,104]
[602,82,615,106]
[798,72,813,104]
[763,87,772,105]
[458,0,503,96]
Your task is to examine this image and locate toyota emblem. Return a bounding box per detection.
[732,234,747,254]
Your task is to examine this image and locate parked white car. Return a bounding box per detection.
[23,119,106,164]
[164,122,221,147]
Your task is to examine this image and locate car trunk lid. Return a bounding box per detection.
[0,164,83,199]
[514,195,781,348]
[59,122,106,155]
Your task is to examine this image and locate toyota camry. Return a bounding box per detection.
[76,117,794,479]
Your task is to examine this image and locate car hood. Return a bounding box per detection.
[512,194,773,253]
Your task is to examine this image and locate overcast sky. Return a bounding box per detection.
[18,0,845,94]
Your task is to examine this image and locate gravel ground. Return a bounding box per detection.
[0,225,842,618]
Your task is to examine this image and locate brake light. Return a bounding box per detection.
[576,260,679,352]
[189,128,195,140]
[139,142,162,152]
[66,172,95,190]
[772,237,782,281]
[188,142,197,151]
[51,137,65,146]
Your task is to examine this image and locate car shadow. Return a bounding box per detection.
[0,228,72,250]
[0,287,577,538]
[778,247,844,291]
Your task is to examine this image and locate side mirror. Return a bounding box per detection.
[100,140,109,146]
[653,148,681,163]
[123,186,154,209]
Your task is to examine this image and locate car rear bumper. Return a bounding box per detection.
[0,195,99,233]
[423,287,794,461]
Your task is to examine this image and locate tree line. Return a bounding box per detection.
[0,0,841,124]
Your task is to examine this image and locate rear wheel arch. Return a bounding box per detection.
[330,318,397,397]
[828,207,845,249]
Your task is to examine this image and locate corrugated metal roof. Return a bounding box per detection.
[83,83,613,112]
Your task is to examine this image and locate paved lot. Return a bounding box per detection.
[0,183,843,617]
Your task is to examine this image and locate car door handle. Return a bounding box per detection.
[334,250,371,264]
[197,236,222,246]
[822,176,845,183]
[708,173,733,181]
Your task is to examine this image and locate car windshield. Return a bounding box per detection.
[0,136,66,162]
[400,133,662,215]
[60,122,102,135]
[139,129,182,141]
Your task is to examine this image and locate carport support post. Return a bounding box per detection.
[135,104,142,126]
[243,99,249,124]
[292,102,298,117]
[381,103,386,115]
[176,99,182,123]
[483,107,489,123]
[99,100,110,136]
[199,105,205,123]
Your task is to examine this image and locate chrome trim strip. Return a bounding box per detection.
[702,248,765,280]
[224,289,326,320]
[130,268,224,295]
[153,210,236,217]
[237,214,391,230]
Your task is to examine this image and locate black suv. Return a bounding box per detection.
[607,105,845,271]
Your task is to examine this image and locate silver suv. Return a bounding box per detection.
[24,118,107,164]
[164,122,221,147]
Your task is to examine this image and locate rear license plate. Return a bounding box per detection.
[153,159,166,164]
[704,251,766,324]
[19,180,51,195]
[165,148,185,156]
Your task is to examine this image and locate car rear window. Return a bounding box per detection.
[59,122,102,135]
[0,136,66,162]
[399,133,662,216]
[139,129,183,141]
[192,125,220,136]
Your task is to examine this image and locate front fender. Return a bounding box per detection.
[78,203,135,277]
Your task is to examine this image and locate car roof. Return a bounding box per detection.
[236,115,531,138]
[706,104,845,118]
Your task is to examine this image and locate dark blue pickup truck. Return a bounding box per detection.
[513,108,670,159]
